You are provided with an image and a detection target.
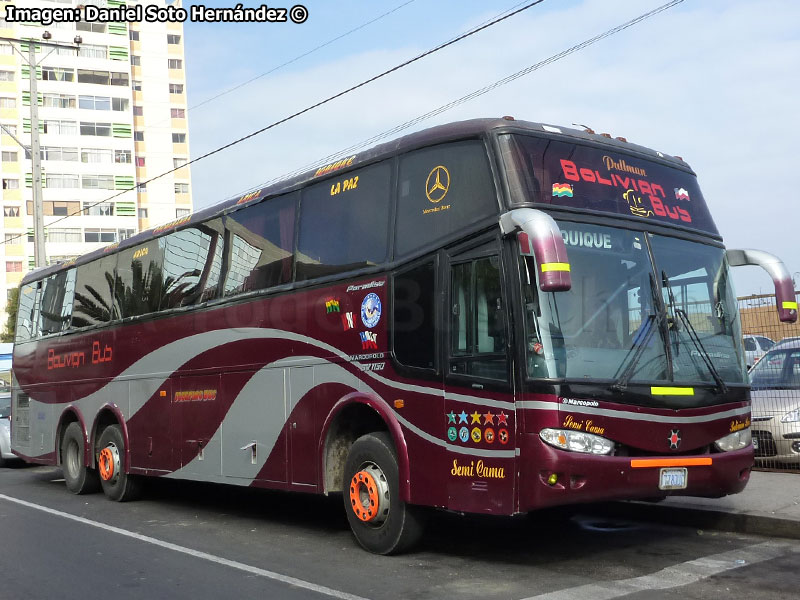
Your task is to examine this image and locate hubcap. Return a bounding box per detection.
[349,463,390,524]
[65,439,81,478]
[98,443,120,484]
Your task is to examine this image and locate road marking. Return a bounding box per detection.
[0,493,371,600]
[521,539,800,600]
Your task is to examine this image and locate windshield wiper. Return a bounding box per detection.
[610,273,667,392]
[661,270,729,395]
[674,306,729,395]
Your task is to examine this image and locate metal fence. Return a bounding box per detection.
[739,291,800,473]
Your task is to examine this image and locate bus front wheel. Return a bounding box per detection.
[61,422,100,494]
[97,425,142,502]
[342,431,423,554]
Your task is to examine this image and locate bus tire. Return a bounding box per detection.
[61,422,100,494]
[342,432,423,555]
[97,425,142,502]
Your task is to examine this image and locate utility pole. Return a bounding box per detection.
[0,33,81,268]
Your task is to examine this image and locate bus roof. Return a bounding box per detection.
[23,117,695,285]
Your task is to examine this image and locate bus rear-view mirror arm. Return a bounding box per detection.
[727,248,798,323]
[500,208,572,292]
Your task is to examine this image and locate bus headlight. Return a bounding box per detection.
[539,428,614,455]
[714,428,751,452]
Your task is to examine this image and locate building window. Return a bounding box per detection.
[170,108,185,119]
[133,106,144,116]
[130,30,140,41]
[1,124,16,136]
[76,22,106,33]
[111,72,129,86]
[174,183,189,194]
[42,147,79,161]
[47,229,82,243]
[112,97,129,111]
[176,208,190,218]
[138,208,148,219]
[173,157,187,168]
[118,228,135,241]
[81,175,114,190]
[5,261,22,272]
[0,44,13,55]
[135,156,145,167]
[42,66,74,82]
[167,34,181,44]
[172,133,186,143]
[43,93,76,109]
[43,120,77,135]
[3,205,20,217]
[131,55,141,66]
[85,202,113,216]
[46,174,80,189]
[0,97,16,108]
[1,151,17,162]
[81,148,113,164]
[2,179,19,190]
[80,122,112,137]
[136,183,147,193]
[168,59,182,69]
[4,233,21,244]
[79,95,111,110]
[133,131,144,142]
[132,80,142,92]
[0,71,14,81]
[78,44,107,59]
[115,150,131,163]
[84,228,117,243]
[169,83,184,94]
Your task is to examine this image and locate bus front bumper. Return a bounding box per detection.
[518,434,753,512]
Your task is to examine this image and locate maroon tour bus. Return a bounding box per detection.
[11,118,797,554]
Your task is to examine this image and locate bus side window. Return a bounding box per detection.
[393,260,436,370]
[15,283,38,342]
[40,269,75,335]
[449,255,508,381]
[160,220,223,308]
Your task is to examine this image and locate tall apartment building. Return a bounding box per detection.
[0,0,192,328]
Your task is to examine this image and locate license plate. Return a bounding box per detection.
[659,467,687,490]
[752,437,759,450]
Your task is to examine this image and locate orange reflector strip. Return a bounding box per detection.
[541,262,571,272]
[630,458,712,468]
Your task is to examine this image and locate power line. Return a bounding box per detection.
[2,0,548,248]
[248,0,686,193]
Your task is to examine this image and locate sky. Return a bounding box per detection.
[174,0,800,297]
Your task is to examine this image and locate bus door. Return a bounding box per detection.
[444,241,516,513]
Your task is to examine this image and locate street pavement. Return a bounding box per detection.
[602,470,800,540]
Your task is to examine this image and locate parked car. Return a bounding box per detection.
[0,391,17,467]
[743,334,775,369]
[749,340,800,465]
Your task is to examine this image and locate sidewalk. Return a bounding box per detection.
[596,470,800,539]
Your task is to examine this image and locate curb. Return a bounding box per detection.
[587,501,800,540]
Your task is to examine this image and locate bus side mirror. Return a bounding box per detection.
[500,208,571,292]
[727,248,798,323]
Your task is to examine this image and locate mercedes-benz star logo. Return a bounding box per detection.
[425,165,450,203]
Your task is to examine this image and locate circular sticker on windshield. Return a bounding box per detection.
[361,293,382,328]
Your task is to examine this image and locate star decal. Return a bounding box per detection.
[447,411,456,424]
[483,411,495,425]
[470,411,482,425]
[458,411,468,424]
[496,412,508,426]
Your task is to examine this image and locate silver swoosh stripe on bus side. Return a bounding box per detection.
[517,401,750,423]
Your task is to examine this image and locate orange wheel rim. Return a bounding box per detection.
[98,448,115,481]
[349,470,380,522]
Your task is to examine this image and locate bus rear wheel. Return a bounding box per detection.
[342,432,423,554]
[97,425,142,502]
[61,422,100,494]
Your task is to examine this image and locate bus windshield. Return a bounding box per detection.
[520,221,747,386]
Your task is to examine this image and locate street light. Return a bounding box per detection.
[0,32,81,268]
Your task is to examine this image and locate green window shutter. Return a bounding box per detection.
[114,175,134,190]
[109,46,128,61]
[112,123,132,138]
[19,42,41,53]
[108,23,128,35]
[21,92,43,106]
[107,0,125,6]
[28,257,35,270]
[25,171,46,188]
[21,66,42,80]
[23,119,45,133]
[116,202,136,216]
